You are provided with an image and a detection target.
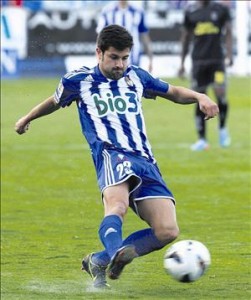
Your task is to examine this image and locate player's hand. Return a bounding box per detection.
[15,117,30,134]
[198,95,219,120]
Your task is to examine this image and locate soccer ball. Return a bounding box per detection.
[164,240,211,283]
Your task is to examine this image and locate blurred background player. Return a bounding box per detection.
[96,0,153,72]
[178,0,233,151]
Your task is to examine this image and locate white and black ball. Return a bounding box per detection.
[164,240,211,283]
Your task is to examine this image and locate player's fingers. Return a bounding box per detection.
[15,125,25,134]
[204,115,211,121]
[204,109,218,120]
[15,122,29,134]
[15,127,24,134]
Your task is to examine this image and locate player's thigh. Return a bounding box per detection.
[137,198,178,229]
[191,64,208,93]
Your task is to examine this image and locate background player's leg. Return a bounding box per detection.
[190,65,209,151]
[195,103,206,138]
[213,70,231,147]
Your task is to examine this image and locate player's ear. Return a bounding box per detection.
[96,47,102,59]
[96,47,104,62]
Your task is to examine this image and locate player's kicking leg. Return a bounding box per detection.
[107,244,138,280]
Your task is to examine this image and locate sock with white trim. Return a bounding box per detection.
[98,214,123,259]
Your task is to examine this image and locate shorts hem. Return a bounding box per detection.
[101,174,142,195]
[134,196,176,205]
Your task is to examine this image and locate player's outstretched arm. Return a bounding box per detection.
[15,95,60,135]
[163,85,219,120]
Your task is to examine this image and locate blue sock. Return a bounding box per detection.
[122,228,166,256]
[98,215,123,259]
[92,251,110,267]
[93,228,166,266]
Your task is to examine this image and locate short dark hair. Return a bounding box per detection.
[97,25,133,53]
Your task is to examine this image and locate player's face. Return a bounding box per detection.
[97,47,130,80]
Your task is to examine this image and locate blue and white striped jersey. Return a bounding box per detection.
[96,2,148,65]
[54,65,169,163]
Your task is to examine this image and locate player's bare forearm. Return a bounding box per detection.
[15,95,60,134]
[165,85,198,104]
[163,85,219,120]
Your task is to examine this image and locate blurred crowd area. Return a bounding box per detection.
[0,0,236,10]
[1,0,250,78]
[1,0,188,10]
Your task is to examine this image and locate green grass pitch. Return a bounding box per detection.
[1,76,250,299]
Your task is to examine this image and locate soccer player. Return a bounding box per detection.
[96,0,153,72]
[178,0,233,151]
[15,25,219,289]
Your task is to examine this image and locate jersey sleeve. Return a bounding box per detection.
[134,67,169,99]
[54,76,80,108]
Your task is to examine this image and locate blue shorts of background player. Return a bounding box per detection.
[81,144,179,287]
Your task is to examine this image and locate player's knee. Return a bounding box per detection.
[113,203,128,218]
[155,225,179,244]
[104,198,129,218]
